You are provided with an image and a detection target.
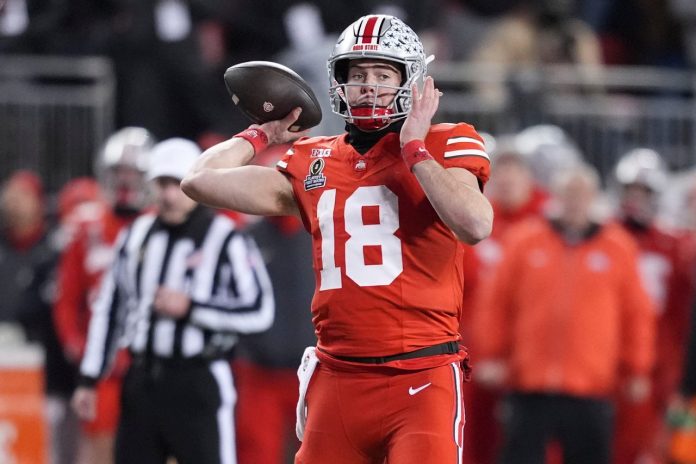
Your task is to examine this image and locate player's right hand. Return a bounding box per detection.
[253,107,309,146]
[71,386,97,421]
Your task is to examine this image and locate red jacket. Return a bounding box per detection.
[460,187,549,341]
[475,218,656,397]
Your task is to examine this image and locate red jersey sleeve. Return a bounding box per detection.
[426,123,491,187]
[275,139,312,180]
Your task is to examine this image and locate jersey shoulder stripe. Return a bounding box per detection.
[444,149,489,160]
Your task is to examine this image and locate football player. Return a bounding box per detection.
[612,148,692,464]
[182,14,493,464]
[54,127,154,464]
[611,148,694,464]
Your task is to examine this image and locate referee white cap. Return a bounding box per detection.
[147,138,201,181]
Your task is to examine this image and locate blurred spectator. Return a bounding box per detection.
[3,0,239,142]
[512,124,584,191]
[0,170,47,323]
[601,0,688,67]
[474,164,655,464]
[611,148,695,464]
[0,0,68,53]
[0,169,82,464]
[480,136,551,239]
[22,0,232,143]
[462,136,550,464]
[671,0,696,67]
[233,144,315,464]
[24,176,103,464]
[53,127,154,464]
[32,0,113,55]
[0,178,102,459]
[274,2,344,137]
[430,0,522,62]
[469,0,603,109]
[53,177,104,249]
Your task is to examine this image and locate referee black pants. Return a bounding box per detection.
[115,358,236,464]
[498,392,614,464]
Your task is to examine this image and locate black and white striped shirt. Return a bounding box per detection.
[79,206,274,383]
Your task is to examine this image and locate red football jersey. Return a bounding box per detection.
[276,123,490,358]
[622,223,694,398]
[53,203,136,361]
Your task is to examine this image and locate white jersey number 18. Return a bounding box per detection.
[317,185,403,290]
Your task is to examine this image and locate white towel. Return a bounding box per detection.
[295,346,319,441]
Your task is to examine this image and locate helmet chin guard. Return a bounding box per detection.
[348,106,394,131]
[328,15,427,131]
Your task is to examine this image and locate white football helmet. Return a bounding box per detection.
[328,15,427,131]
[614,148,668,193]
[94,127,155,214]
[514,124,583,189]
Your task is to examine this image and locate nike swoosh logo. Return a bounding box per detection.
[408,382,432,396]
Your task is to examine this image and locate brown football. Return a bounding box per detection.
[223,61,322,132]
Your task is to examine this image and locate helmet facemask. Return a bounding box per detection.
[613,148,668,226]
[328,15,427,131]
[95,127,155,215]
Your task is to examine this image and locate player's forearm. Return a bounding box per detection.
[192,137,256,172]
[413,161,493,244]
[181,137,255,205]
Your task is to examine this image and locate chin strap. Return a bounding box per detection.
[349,107,394,131]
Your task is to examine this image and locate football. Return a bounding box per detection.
[223,61,322,132]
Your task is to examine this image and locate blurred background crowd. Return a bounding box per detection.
[4,0,696,463]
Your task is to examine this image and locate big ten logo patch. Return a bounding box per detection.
[311,148,332,158]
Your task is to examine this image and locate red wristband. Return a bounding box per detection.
[233,128,269,155]
[401,140,434,171]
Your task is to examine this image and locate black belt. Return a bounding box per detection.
[323,341,459,364]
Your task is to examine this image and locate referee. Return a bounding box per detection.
[71,138,274,464]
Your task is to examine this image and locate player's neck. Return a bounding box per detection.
[346,120,404,155]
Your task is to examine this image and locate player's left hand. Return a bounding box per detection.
[153,287,191,319]
[400,76,441,147]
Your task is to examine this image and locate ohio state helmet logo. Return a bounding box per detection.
[351,16,424,57]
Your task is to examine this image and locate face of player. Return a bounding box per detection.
[107,164,147,212]
[555,174,597,231]
[685,183,696,230]
[620,183,655,225]
[0,182,43,230]
[488,157,535,211]
[153,176,197,225]
[345,59,402,109]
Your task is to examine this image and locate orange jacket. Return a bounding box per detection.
[475,218,655,397]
